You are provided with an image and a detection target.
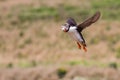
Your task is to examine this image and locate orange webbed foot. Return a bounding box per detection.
[83,46,87,52]
[77,42,81,49]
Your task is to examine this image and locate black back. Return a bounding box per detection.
[67,17,77,26]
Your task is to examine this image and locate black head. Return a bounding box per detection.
[61,23,70,32]
[61,18,77,32]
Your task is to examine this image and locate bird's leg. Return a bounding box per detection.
[77,42,81,49]
[83,46,87,52]
[81,42,87,52]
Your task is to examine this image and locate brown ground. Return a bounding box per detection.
[0,0,120,80]
[0,66,120,80]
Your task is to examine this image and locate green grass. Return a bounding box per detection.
[17,60,36,68]
[17,5,90,22]
[91,0,120,20]
[92,0,120,9]
[18,6,58,22]
[64,60,107,67]
[17,0,120,22]
[64,60,120,68]
[0,59,119,68]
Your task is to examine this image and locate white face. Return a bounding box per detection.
[61,25,66,31]
[61,23,69,32]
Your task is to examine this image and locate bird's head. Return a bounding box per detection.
[61,23,70,32]
[61,18,77,32]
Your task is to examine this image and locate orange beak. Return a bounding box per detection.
[63,29,68,32]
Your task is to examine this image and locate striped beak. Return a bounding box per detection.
[61,26,68,32]
[61,23,70,32]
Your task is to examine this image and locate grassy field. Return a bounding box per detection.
[0,0,120,80]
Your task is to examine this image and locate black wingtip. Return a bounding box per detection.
[92,11,101,22]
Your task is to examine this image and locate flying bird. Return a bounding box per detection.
[61,11,101,52]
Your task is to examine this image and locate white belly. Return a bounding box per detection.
[68,27,83,42]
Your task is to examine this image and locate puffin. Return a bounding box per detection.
[61,11,101,52]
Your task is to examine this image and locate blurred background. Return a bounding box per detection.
[0,0,120,80]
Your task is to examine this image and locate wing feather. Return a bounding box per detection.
[77,11,101,32]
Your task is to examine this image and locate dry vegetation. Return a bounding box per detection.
[0,66,120,80]
[0,0,120,80]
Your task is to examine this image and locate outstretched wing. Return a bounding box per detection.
[67,17,77,26]
[77,11,101,32]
